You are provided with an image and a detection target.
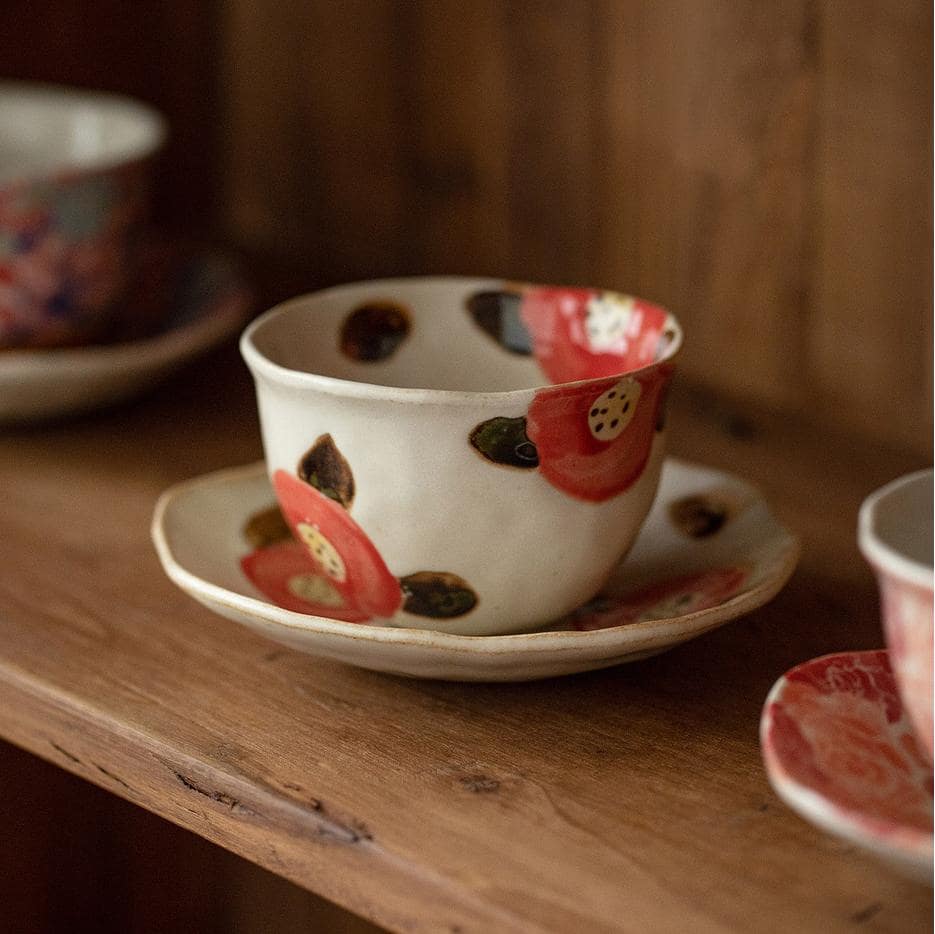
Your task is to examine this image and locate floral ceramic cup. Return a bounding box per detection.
[241,277,682,636]
[0,83,166,348]
[859,469,934,759]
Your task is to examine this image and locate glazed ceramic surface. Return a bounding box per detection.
[0,246,250,423]
[241,278,683,636]
[0,82,166,347]
[859,470,934,759]
[761,650,934,883]
[152,458,799,681]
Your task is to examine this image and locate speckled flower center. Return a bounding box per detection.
[587,377,641,442]
[296,522,346,582]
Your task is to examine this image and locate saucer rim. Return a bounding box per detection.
[760,649,933,878]
[152,459,801,653]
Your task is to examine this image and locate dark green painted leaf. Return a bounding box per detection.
[470,416,539,468]
[400,571,478,619]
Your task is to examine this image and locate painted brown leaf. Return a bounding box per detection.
[243,505,292,549]
[298,433,355,509]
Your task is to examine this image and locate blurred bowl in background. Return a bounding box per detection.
[859,469,934,759]
[0,82,166,348]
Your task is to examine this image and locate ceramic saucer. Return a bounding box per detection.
[761,650,933,883]
[0,246,251,423]
[152,458,799,681]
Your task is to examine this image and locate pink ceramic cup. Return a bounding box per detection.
[859,469,934,759]
[0,83,166,348]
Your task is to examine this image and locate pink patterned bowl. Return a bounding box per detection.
[241,278,682,636]
[0,83,166,348]
[859,470,934,759]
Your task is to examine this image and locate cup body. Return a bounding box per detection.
[242,277,681,636]
[859,469,934,758]
[0,83,166,348]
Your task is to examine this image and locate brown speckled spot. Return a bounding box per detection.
[298,434,355,509]
[340,301,411,361]
[400,571,478,618]
[243,505,292,548]
[669,495,729,538]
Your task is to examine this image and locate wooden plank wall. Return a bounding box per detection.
[221,0,932,454]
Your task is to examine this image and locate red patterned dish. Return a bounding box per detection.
[761,650,933,882]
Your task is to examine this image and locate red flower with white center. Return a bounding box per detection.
[271,470,402,620]
[525,365,672,502]
[241,540,370,622]
[569,566,749,631]
[520,286,672,384]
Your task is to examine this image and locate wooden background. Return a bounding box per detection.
[3,0,930,452]
[1,1,931,931]
[219,0,933,453]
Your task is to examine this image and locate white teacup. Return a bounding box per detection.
[242,277,682,635]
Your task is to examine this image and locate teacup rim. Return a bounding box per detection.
[858,468,934,592]
[0,80,167,188]
[240,275,683,406]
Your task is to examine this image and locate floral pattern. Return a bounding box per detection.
[519,286,672,384]
[241,447,481,623]
[879,577,934,761]
[466,284,676,502]
[0,162,149,347]
[241,539,371,622]
[525,366,672,502]
[568,566,749,630]
[763,651,934,839]
[268,470,402,620]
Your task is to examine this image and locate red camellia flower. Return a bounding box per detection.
[241,540,371,622]
[569,566,749,631]
[526,365,672,502]
[269,470,402,620]
[520,286,671,384]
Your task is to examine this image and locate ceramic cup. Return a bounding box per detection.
[242,277,682,636]
[0,82,166,348]
[858,469,934,759]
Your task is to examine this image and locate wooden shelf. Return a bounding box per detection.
[0,343,930,933]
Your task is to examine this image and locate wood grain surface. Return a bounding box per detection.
[0,740,376,933]
[0,344,930,933]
